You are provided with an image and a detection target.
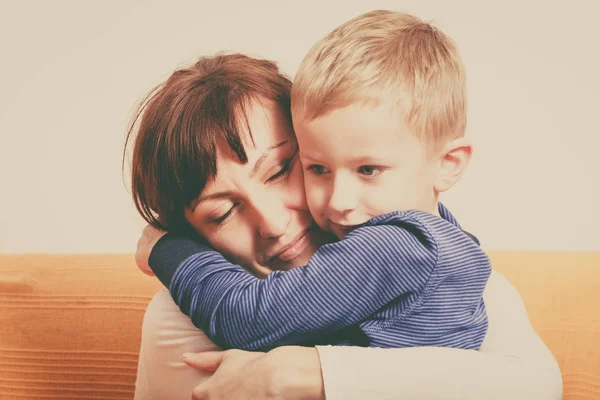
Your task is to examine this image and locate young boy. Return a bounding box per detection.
[142,10,491,351]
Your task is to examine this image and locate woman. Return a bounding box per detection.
[125,53,562,399]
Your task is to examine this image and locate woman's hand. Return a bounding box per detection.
[183,347,325,400]
[135,224,167,276]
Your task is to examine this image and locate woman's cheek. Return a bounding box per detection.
[281,160,309,211]
[210,223,255,267]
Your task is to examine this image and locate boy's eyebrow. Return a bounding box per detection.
[191,140,290,210]
[300,152,390,164]
[298,151,322,161]
[347,155,390,164]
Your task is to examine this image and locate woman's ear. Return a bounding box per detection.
[434,137,472,193]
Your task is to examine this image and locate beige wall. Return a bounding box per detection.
[1,0,598,253]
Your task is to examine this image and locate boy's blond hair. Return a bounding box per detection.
[292,10,467,147]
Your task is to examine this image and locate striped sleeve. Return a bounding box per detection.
[159,218,438,351]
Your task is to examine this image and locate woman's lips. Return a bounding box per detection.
[271,227,314,262]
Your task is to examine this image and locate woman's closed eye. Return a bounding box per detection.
[210,155,297,225]
[266,156,296,183]
[211,202,239,225]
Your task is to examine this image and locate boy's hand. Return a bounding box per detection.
[135,225,167,276]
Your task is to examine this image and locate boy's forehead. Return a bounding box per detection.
[294,101,432,162]
[296,102,411,139]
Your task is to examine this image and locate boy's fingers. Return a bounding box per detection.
[183,351,225,371]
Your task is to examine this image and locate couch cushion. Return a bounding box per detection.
[0,254,161,400]
[487,251,600,400]
[1,252,599,399]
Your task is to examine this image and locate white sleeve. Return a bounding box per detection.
[316,271,562,400]
[134,289,221,400]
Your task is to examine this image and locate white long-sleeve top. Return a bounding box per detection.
[133,270,562,399]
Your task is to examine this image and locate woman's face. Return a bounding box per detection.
[184,98,332,276]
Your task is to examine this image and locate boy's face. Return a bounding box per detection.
[294,102,441,239]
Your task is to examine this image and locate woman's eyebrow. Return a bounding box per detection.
[249,139,290,178]
[190,140,291,211]
[191,191,235,211]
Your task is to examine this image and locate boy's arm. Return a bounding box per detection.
[178,272,561,400]
[149,219,438,351]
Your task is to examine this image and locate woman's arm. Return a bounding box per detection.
[185,271,562,400]
[134,289,221,400]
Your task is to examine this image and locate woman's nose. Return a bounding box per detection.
[254,195,291,239]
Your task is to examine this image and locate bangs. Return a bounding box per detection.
[127,53,292,232]
[164,82,256,210]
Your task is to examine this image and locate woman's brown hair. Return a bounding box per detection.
[123,53,292,232]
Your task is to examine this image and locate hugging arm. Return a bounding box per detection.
[183,271,561,400]
[150,223,436,350]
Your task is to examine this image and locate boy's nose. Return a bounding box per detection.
[328,177,358,217]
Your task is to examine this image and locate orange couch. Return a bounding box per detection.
[1,252,599,399]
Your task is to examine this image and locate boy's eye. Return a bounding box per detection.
[266,156,295,183]
[307,165,329,175]
[212,202,239,225]
[358,165,384,177]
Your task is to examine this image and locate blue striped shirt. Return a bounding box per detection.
[149,203,491,351]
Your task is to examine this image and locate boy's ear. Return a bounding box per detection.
[434,137,472,193]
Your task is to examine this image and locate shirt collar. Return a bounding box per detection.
[437,202,481,246]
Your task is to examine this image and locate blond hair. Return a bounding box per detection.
[292,10,467,146]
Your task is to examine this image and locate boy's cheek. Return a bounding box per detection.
[364,179,408,215]
[305,186,324,214]
[303,181,328,224]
